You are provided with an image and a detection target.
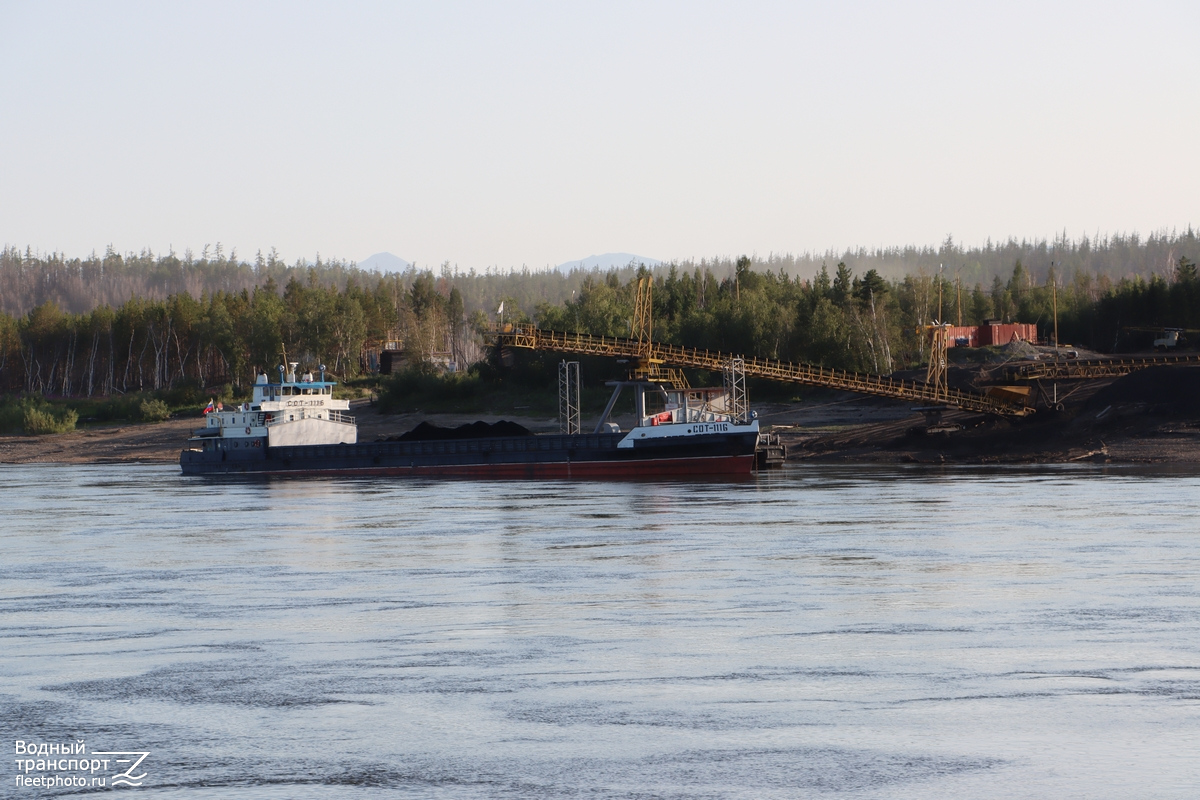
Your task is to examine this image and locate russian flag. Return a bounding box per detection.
[202,399,215,415]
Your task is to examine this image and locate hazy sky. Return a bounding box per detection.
[2,1,1197,268]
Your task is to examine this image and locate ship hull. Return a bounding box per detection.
[180,429,760,478]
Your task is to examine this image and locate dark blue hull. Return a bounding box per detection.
[180,429,760,478]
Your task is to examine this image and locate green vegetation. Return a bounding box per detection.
[138,398,171,422]
[0,396,78,435]
[1,234,1198,421]
[376,361,618,417]
[377,366,489,414]
[5,231,1198,321]
[0,390,209,435]
[23,404,78,435]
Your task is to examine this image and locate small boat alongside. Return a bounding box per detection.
[180,364,760,478]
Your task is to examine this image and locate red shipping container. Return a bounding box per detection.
[943,323,1038,347]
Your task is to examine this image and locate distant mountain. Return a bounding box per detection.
[556,252,661,272]
[358,252,411,272]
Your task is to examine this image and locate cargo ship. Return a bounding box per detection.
[180,363,760,478]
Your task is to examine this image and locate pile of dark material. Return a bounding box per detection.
[381,420,535,442]
[1085,366,1200,417]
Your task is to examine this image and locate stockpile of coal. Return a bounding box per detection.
[382,420,535,442]
[1084,366,1200,418]
[1001,339,1042,360]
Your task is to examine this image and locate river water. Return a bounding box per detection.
[3,463,1198,798]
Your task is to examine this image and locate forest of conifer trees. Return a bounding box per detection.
[1,232,1198,403]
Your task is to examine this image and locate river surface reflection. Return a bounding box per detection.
[3,463,1198,798]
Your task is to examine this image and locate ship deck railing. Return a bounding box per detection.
[264,410,356,426]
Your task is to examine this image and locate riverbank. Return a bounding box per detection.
[3,367,1199,465]
[0,400,564,465]
[778,365,1200,464]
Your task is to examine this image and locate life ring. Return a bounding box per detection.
[245,427,251,435]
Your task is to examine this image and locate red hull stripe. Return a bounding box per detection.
[222,453,756,479]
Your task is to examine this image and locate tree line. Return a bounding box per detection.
[2,244,1198,400]
[535,255,1199,372]
[1,274,435,397]
[5,228,1197,319]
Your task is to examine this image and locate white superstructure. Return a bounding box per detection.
[593,381,759,449]
[197,362,356,448]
